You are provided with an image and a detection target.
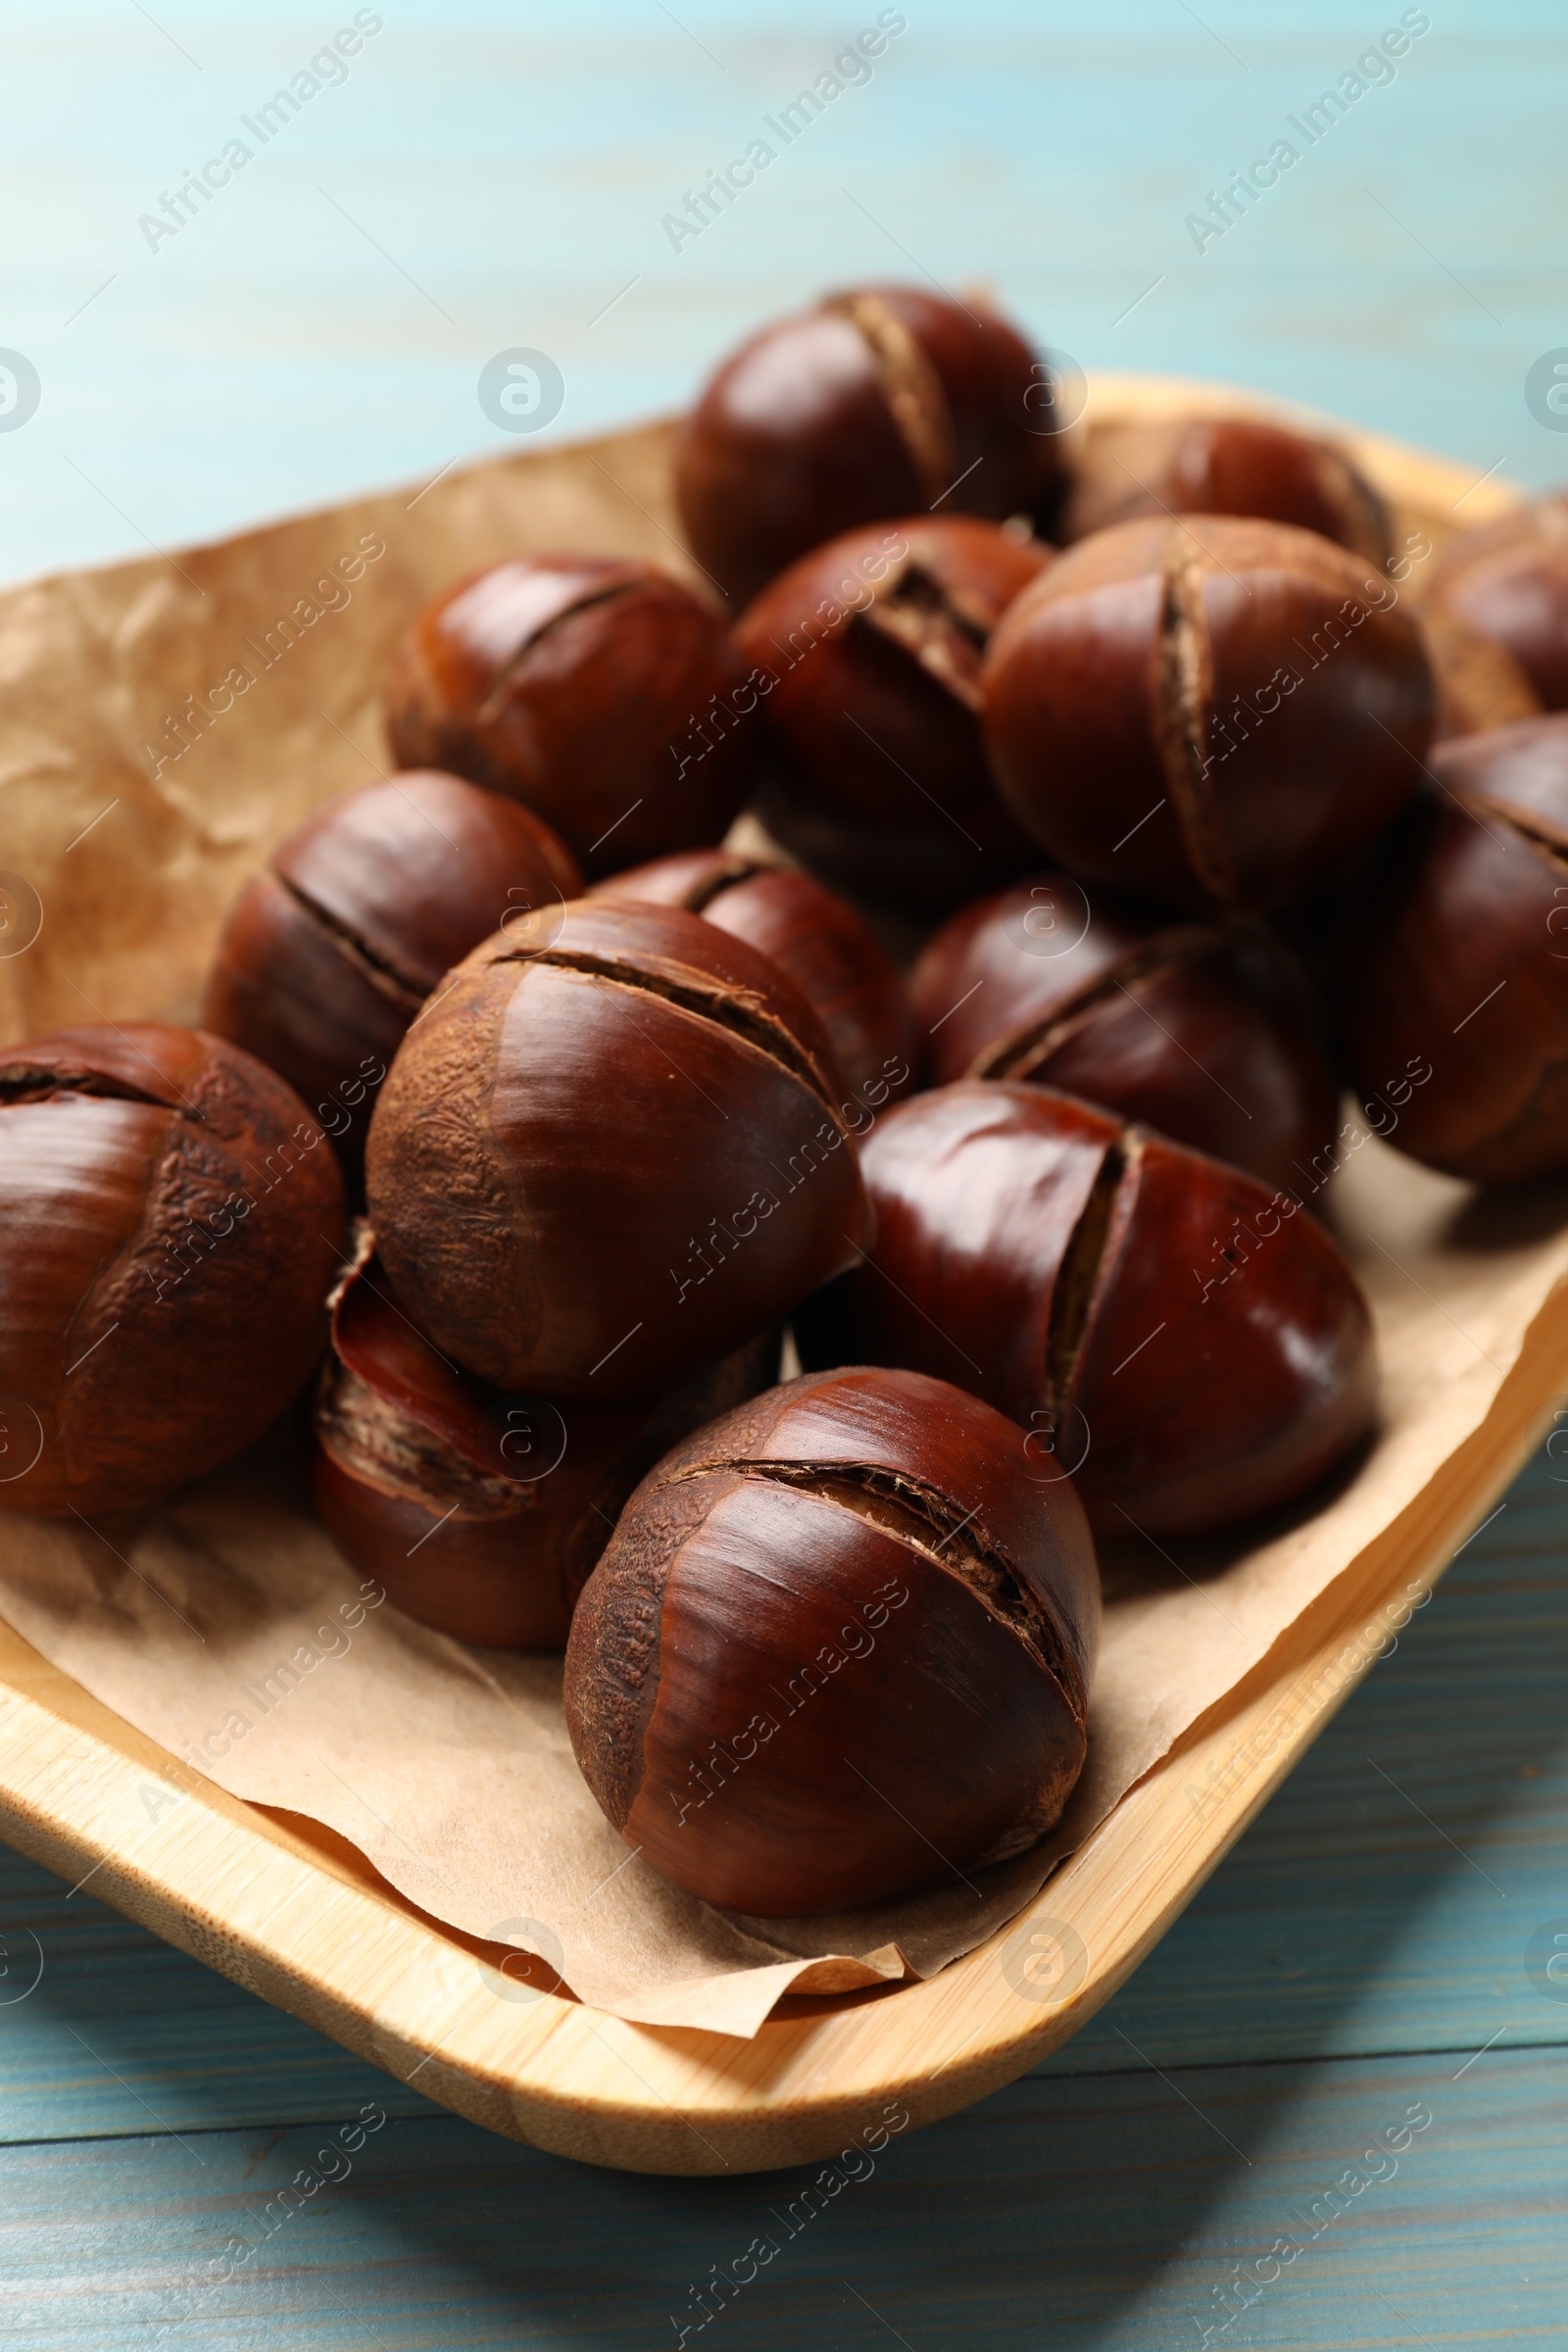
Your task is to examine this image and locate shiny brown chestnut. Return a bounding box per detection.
[588,848,917,1106]
[383,556,755,877]
[909,872,1339,1194]
[1062,416,1392,565]
[675,284,1062,609]
[202,771,582,1181]
[734,514,1052,913]
[1338,712,1568,1182]
[796,1083,1377,1538]
[981,514,1436,914]
[1424,490,1568,709]
[311,1236,778,1648]
[0,1024,343,1516]
[564,1366,1100,1917]
[366,899,872,1402]
[1421,606,1543,741]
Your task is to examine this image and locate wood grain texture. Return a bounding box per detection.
[0,2,1561,591]
[0,2050,1560,2348]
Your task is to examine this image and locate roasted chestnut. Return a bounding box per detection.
[1062,415,1391,565]
[796,1083,1376,1538]
[589,848,917,1106]
[675,284,1062,608]
[1425,491,1568,709]
[1421,606,1543,740]
[0,1024,343,1516]
[981,514,1436,913]
[564,1366,1099,1916]
[383,556,755,877]
[1338,711,1568,1182]
[202,771,581,1181]
[909,872,1339,1194]
[311,1234,778,1648]
[734,514,1051,913]
[366,900,871,1401]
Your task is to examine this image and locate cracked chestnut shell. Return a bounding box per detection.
[1425,491,1568,709]
[588,848,917,1107]
[564,1366,1100,1917]
[981,514,1435,914]
[910,870,1339,1193]
[383,555,755,876]
[735,514,1052,913]
[365,900,872,1401]
[202,771,581,1183]
[796,1083,1376,1539]
[311,1235,778,1648]
[1062,416,1391,564]
[0,1024,343,1516]
[675,284,1062,608]
[1338,712,1568,1182]
[1421,606,1543,741]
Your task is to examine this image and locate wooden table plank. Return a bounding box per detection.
[0,2045,1559,2347]
[1,3,1564,592]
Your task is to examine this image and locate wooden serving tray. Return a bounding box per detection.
[0,377,1549,2177]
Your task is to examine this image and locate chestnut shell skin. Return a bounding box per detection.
[365,899,872,1402]
[588,848,918,1106]
[674,284,1062,609]
[1062,416,1392,565]
[0,1024,344,1516]
[564,1366,1100,1917]
[1338,712,1568,1182]
[202,771,582,1181]
[383,556,755,877]
[1425,492,1568,709]
[909,870,1340,1194]
[735,514,1052,914]
[311,1238,778,1649]
[981,514,1435,914]
[796,1083,1377,1539]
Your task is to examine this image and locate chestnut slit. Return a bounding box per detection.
[275,873,426,1012]
[678,859,769,916]
[860,564,991,710]
[471,577,640,728]
[0,1066,173,1110]
[505,945,838,1110]
[317,1358,519,1517]
[826,291,956,504]
[1154,534,1234,901]
[1045,1136,1130,1410]
[689,1454,1085,1717]
[972,924,1228,1082]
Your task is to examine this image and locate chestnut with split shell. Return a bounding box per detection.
[564,1366,1100,1917]
[796,1082,1377,1539]
[910,870,1339,1194]
[588,847,917,1107]
[0,1024,343,1516]
[981,514,1435,914]
[383,555,755,876]
[675,283,1062,608]
[734,514,1052,913]
[366,899,872,1402]
[1062,415,1392,565]
[1339,711,1568,1182]
[311,1235,778,1649]
[202,770,581,1181]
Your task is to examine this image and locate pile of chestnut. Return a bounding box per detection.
[6,280,1568,1923]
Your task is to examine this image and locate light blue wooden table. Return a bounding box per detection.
[2,5,1566,2342]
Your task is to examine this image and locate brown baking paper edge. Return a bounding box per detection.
[0,392,1555,2039]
